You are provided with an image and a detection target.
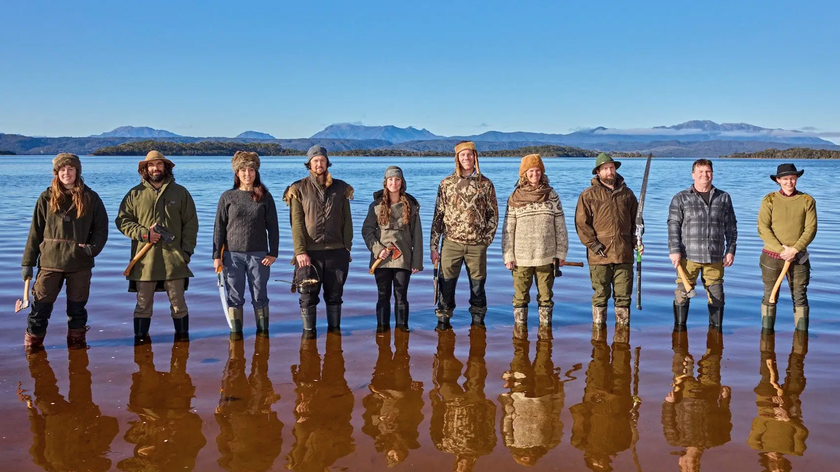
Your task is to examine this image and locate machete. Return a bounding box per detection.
[635,153,653,310]
[217,246,233,329]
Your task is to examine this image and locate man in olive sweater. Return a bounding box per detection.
[757,164,817,332]
[283,145,353,334]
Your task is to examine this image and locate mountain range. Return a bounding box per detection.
[2,120,837,157]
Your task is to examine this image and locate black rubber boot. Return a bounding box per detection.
[673,301,689,328]
[67,326,90,350]
[326,304,341,333]
[301,306,316,334]
[375,304,391,333]
[435,318,452,332]
[173,315,189,342]
[708,305,724,329]
[394,304,409,331]
[133,318,151,345]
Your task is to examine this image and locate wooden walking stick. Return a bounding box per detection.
[769,260,791,304]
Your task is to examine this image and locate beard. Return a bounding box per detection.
[149,171,165,183]
[600,176,616,186]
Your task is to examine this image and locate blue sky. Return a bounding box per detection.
[2,0,838,139]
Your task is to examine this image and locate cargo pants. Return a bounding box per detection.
[588,263,633,308]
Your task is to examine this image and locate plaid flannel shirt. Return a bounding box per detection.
[667,185,737,263]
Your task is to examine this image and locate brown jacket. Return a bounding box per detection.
[574,175,638,265]
[283,172,354,256]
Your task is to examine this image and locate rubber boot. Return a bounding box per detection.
[513,306,528,325]
[27,301,54,338]
[761,304,776,333]
[471,312,486,328]
[24,331,45,353]
[615,306,630,326]
[254,305,269,335]
[394,304,409,331]
[326,304,341,333]
[228,307,244,334]
[793,306,809,331]
[173,315,189,342]
[538,305,552,327]
[435,318,452,332]
[592,305,607,326]
[673,301,689,328]
[375,304,391,333]
[708,305,724,329]
[133,318,151,345]
[67,326,90,350]
[301,306,316,335]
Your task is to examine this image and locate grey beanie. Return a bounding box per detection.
[306,145,328,164]
[384,166,403,180]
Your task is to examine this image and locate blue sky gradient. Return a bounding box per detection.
[2,0,838,138]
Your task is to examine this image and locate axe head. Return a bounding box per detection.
[686,289,697,298]
[15,298,30,313]
[387,244,403,260]
[153,225,176,245]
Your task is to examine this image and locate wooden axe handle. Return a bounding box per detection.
[124,243,154,276]
[369,257,386,274]
[563,261,585,267]
[216,245,225,274]
[769,260,791,304]
[676,265,693,293]
[23,277,31,299]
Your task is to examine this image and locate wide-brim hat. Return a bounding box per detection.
[592,152,620,174]
[138,150,175,172]
[770,163,804,182]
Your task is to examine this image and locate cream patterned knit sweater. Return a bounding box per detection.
[502,190,568,267]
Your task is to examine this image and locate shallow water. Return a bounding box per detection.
[0,155,838,471]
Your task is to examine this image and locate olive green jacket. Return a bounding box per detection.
[22,185,109,272]
[116,176,198,281]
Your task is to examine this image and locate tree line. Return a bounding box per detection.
[724,148,840,159]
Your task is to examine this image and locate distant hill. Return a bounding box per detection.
[724,147,840,159]
[311,123,440,143]
[236,131,275,139]
[93,126,181,138]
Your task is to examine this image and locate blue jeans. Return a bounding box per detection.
[224,251,270,309]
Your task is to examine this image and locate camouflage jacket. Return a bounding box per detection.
[430,171,498,252]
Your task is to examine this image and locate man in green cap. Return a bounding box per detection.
[575,153,639,326]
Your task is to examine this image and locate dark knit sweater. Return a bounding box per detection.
[213,189,279,258]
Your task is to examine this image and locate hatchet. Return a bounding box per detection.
[14,277,31,313]
[369,243,403,274]
[676,265,697,298]
[123,225,176,276]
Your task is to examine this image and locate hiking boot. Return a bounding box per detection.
[67,325,90,350]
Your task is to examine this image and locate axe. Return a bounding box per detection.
[15,277,32,313]
[769,260,791,304]
[123,225,176,276]
[676,265,697,298]
[369,243,402,274]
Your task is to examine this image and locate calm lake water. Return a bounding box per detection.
[0,155,838,471]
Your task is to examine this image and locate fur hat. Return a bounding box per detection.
[232,151,260,173]
[138,150,175,173]
[592,152,621,175]
[52,153,81,175]
[306,145,329,165]
[454,141,480,175]
[518,153,545,177]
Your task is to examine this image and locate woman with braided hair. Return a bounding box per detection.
[362,166,424,332]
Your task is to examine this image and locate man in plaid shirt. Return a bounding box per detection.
[667,159,738,328]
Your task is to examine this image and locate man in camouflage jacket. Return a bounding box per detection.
[430,141,498,328]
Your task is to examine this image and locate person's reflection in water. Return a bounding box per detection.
[17,349,119,472]
[216,334,283,471]
[661,328,732,472]
[117,340,207,471]
[570,325,636,472]
[430,326,497,472]
[748,331,809,472]
[285,332,355,471]
[498,325,567,466]
[362,329,424,467]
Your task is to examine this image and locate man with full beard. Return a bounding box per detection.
[116,151,198,342]
[575,153,639,326]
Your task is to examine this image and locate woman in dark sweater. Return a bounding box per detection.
[21,153,109,351]
[213,152,279,335]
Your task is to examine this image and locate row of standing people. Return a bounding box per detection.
[20,143,817,350]
[17,324,809,471]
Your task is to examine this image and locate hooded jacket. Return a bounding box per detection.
[574,175,638,265]
[361,190,424,271]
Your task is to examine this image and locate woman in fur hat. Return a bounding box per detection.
[361,166,423,331]
[21,153,109,351]
[502,154,568,330]
[213,151,280,335]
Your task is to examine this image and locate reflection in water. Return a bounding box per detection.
[117,340,207,471]
[498,328,570,467]
[748,331,809,472]
[216,335,283,471]
[285,332,355,471]
[362,330,424,467]
[662,328,732,472]
[430,326,497,472]
[17,349,119,472]
[570,326,639,472]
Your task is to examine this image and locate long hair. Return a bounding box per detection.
[49,175,88,218]
[378,178,410,226]
[233,170,267,202]
[139,161,174,181]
